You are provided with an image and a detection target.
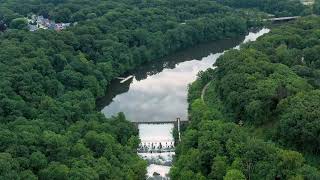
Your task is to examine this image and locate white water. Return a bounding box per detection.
[138,124,174,179]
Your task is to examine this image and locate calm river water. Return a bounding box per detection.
[99,28,270,179]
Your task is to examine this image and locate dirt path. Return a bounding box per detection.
[201,82,211,103]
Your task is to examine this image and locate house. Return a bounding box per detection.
[28,24,38,31]
[27,14,73,32]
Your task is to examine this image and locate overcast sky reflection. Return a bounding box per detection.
[101,28,270,122]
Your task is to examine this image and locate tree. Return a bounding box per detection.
[224,169,246,180]
[39,162,69,180]
[49,8,72,23]
[209,156,228,179]
[30,151,48,171]
[276,90,320,153]
[314,0,320,15]
[10,18,28,30]
[69,166,99,180]
[19,170,37,180]
[0,1,316,179]
[0,153,19,180]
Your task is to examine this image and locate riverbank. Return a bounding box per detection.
[0,0,311,179]
[99,28,271,179]
[96,24,267,109]
[171,17,320,179]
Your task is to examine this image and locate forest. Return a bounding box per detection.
[172,17,320,179]
[0,0,314,179]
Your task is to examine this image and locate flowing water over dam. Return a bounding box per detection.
[99,28,270,179]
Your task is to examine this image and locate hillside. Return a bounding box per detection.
[172,17,320,179]
[0,0,313,179]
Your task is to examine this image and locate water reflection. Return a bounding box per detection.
[99,28,270,178]
[99,39,242,122]
[139,124,174,143]
[99,28,270,122]
[132,36,244,81]
[96,38,245,111]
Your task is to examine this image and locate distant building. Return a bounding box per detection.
[26,14,72,32]
[28,24,38,32]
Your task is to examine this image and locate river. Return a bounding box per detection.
[99,28,270,179]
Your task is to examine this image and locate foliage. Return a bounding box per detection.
[171,120,320,179]
[214,0,305,17]
[314,0,320,15]
[213,17,320,154]
[0,0,312,178]
[10,18,28,30]
[276,90,320,154]
[0,0,257,177]
[172,17,320,179]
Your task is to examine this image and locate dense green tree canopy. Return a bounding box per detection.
[0,0,313,179]
[10,18,28,30]
[277,90,320,154]
[171,120,320,179]
[214,0,305,16]
[172,17,320,179]
[213,17,320,154]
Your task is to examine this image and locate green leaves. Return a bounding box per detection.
[0,153,20,180]
[0,0,315,179]
[177,17,320,180]
[276,90,320,153]
[10,18,28,30]
[224,169,246,180]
